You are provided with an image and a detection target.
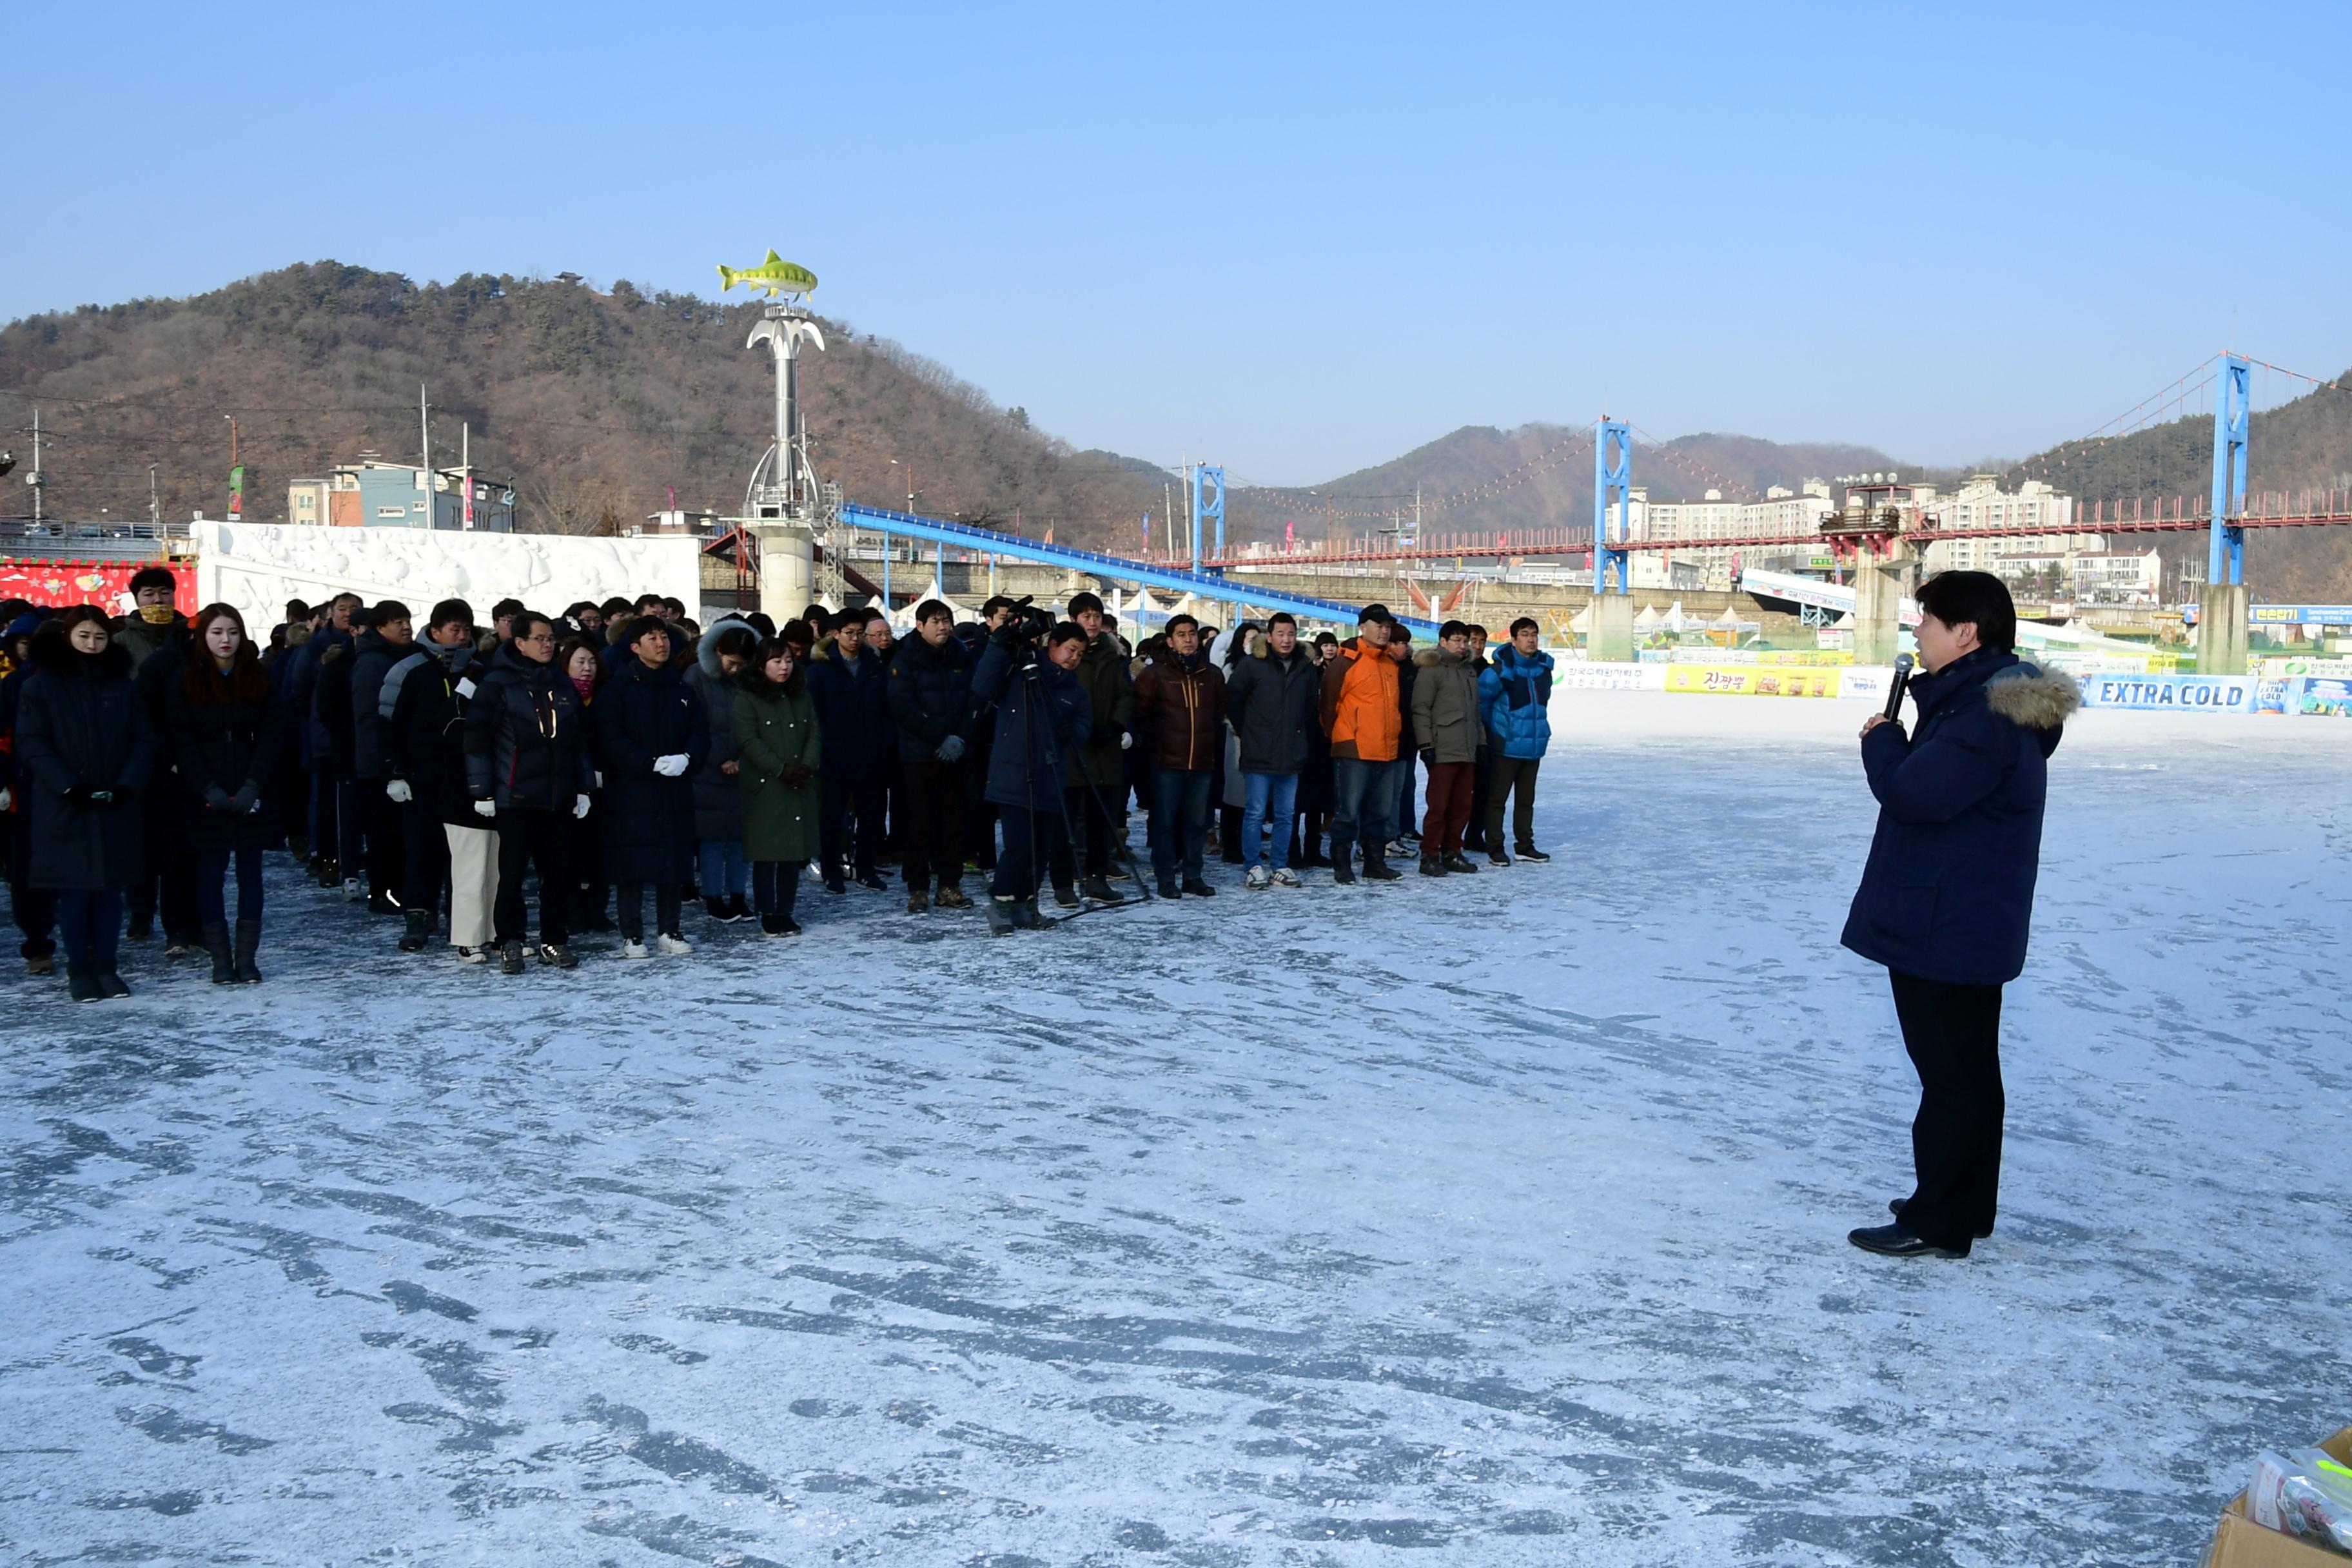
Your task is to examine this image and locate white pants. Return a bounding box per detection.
[443,823,500,948]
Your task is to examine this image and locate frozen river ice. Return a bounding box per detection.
[4,694,2349,1566]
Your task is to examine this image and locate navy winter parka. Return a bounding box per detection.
[970,639,1090,812]
[805,642,893,783]
[593,653,707,884]
[683,617,755,843]
[885,632,975,762]
[166,659,286,854]
[14,628,157,891]
[1839,649,2080,987]
[464,642,594,814]
[1224,639,1320,776]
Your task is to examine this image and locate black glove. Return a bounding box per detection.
[988,622,1024,650]
[63,785,93,807]
[204,784,235,811]
[111,784,135,806]
[781,764,814,789]
[230,781,260,815]
[1419,747,1435,767]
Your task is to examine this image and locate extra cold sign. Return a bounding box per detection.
[2076,674,2257,712]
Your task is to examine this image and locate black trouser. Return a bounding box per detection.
[492,808,571,946]
[364,783,406,904]
[1485,756,1540,853]
[899,757,968,891]
[1469,748,1493,852]
[616,881,682,941]
[819,775,883,883]
[1064,783,1118,878]
[752,861,801,919]
[1889,970,2005,1251]
[401,796,450,926]
[991,805,1071,900]
[8,810,57,959]
[130,798,199,939]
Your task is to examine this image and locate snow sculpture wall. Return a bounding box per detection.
[191,522,703,631]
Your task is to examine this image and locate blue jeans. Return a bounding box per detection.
[1240,772,1299,870]
[195,846,264,926]
[1150,768,1212,881]
[58,890,123,971]
[697,840,750,900]
[1328,757,1396,858]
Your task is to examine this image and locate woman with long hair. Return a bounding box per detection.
[734,638,821,936]
[556,634,614,934]
[166,604,284,982]
[14,605,156,1001]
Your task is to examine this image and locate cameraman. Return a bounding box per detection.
[1840,571,2079,1260]
[970,612,1090,935]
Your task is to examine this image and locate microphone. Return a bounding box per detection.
[1883,653,1914,721]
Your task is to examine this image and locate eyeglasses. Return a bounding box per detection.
[520,633,555,646]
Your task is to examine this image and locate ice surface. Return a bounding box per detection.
[3,693,2349,1565]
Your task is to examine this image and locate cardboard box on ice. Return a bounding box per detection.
[2201,1427,2352,1568]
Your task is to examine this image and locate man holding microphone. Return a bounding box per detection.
[1840,571,2080,1260]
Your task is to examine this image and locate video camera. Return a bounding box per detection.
[998,594,1055,647]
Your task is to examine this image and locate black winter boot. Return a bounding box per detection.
[232,921,263,983]
[500,939,525,974]
[1014,897,1056,930]
[986,896,1019,937]
[202,920,234,984]
[1442,853,1480,874]
[399,910,431,952]
[1418,854,1446,877]
[67,963,101,1003]
[1081,875,1123,904]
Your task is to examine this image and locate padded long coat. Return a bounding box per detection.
[1839,650,2079,987]
[734,674,821,865]
[593,654,707,885]
[14,628,157,891]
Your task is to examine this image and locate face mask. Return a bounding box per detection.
[139,605,174,625]
[570,674,596,702]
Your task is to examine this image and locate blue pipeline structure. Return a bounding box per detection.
[836,504,1440,635]
[1193,466,1226,564]
[2209,353,2249,587]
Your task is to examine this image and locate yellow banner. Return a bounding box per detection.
[1755,649,1853,666]
[1665,665,1844,698]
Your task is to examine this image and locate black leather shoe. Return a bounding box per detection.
[1181,877,1216,897]
[1889,1199,1993,1240]
[1848,1222,1965,1259]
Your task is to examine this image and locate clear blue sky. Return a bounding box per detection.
[13,1,2351,485]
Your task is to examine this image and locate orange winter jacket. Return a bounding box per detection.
[1318,637,1402,761]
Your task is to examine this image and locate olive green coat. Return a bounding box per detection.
[734,678,821,864]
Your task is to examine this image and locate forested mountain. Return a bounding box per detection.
[5,262,2348,595]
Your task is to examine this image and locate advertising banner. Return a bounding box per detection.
[2074,674,2257,712]
[1665,665,1843,698]
[0,559,197,614]
[1553,661,1666,691]
[2287,676,2352,717]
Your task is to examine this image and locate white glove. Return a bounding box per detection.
[593,770,603,789]
[1119,731,1133,750]
[0,787,10,812]
[573,794,591,819]
[473,798,496,818]
[653,754,689,777]
[385,779,412,803]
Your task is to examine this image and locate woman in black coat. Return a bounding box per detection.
[593,616,707,955]
[166,604,283,983]
[14,606,157,1001]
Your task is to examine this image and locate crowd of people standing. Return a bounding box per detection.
[0,570,1558,997]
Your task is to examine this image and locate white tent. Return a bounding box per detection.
[1633,604,1663,632]
[1570,605,1592,633]
[1662,600,1686,634]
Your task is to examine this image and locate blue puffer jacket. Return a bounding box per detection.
[1839,649,2079,987]
[1478,645,1554,760]
[970,639,1090,812]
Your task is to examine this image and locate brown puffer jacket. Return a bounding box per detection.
[1410,645,1485,764]
[1132,648,1227,772]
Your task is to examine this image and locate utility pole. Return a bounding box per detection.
[148,463,159,525]
[462,420,473,531]
[224,414,241,518]
[29,407,41,525]
[419,384,431,529]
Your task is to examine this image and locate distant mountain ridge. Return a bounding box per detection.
[4,261,2347,596]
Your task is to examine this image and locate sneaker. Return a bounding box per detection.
[26,954,54,977]
[760,913,791,936]
[1081,875,1123,904]
[1181,876,1217,897]
[824,876,847,896]
[656,932,693,955]
[455,945,488,965]
[854,873,888,893]
[1270,867,1301,888]
[1418,855,1446,877]
[127,912,154,941]
[68,965,101,1003]
[1332,858,1358,886]
[776,916,803,936]
[1384,838,1413,859]
[367,889,403,917]
[1487,851,1512,868]
[1051,881,1081,910]
[907,889,930,914]
[500,941,525,975]
[620,938,651,959]
[1442,854,1480,875]
[726,894,755,923]
[935,886,973,909]
[1244,864,1271,890]
[97,971,131,999]
[162,940,196,959]
[986,896,1019,937]
[1514,845,1551,863]
[343,877,363,902]
[537,943,578,970]
[1362,859,1404,882]
[703,896,734,923]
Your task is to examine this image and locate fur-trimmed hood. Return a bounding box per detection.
[696,615,756,679]
[1413,645,1469,670]
[1984,663,2081,730]
[31,622,133,680]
